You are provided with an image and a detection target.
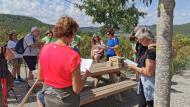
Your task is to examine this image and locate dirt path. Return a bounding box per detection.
[7,68,190,107]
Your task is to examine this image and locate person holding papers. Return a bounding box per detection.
[105,28,120,60]
[91,33,105,63]
[37,16,91,107]
[127,27,156,107]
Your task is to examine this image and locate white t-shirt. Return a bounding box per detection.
[7,40,23,58]
[23,34,39,56]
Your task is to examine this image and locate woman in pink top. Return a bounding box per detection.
[37,16,90,107]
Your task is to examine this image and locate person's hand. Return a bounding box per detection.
[83,70,91,77]
[127,64,134,69]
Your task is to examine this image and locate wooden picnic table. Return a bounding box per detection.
[89,62,124,87]
[89,62,123,76]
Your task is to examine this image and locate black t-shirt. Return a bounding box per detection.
[138,48,156,67]
[136,42,148,63]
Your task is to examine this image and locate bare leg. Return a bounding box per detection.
[94,54,101,63]
[28,71,34,80]
[12,64,17,79]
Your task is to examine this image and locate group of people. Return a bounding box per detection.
[91,28,121,63]
[0,16,156,107]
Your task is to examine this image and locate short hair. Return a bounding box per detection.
[53,16,79,38]
[105,28,114,35]
[8,30,17,40]
[31,26,39,33]
[45,30,53,35]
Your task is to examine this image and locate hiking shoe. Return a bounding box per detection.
[18,77,26,82]
[13,79,20,84]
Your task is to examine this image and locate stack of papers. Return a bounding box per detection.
[124,58,138,66]
[80,58,93,72]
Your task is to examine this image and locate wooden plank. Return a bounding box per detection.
[90,68,121,76]
[81,80,136,97]
[80,80,137,105]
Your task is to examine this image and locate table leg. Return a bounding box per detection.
[109,72,123,102]
[93,76,102,88]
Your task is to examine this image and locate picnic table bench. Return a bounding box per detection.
[80,80,137,105]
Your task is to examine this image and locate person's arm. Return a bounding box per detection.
[72,65,90,94]
[5,48,14,61]
[110,37,119,49]
[37,61,43,81]
[128,58,155,77]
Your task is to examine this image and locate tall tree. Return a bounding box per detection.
[77,0,146,32]
[77,0,175,106]
[154,0,175,106]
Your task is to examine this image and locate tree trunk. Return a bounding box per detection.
[154,0,175,107]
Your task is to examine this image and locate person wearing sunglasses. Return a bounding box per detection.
[105,28,120,60]
[128,27,156,107]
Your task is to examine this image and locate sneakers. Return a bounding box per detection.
[18,77,26,82]
[14,79,20,84]
[14,77,26,84]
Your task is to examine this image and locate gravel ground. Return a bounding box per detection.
[7,68,190,107]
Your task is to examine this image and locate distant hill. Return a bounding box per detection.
[0,14,52,35]
[0,14,189,38]
[145,24,190,35]
[79,24,190,36]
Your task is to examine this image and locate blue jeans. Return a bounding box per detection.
[37,91,45,107]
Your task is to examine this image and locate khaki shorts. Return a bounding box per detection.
[43,84,80,107]
[10,58,23,66]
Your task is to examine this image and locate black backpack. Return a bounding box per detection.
[15,37,27,54]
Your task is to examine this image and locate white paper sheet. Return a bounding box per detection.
[124,58,138,66]
[80,58,93,72]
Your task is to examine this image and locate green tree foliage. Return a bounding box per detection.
[77,0,146,32]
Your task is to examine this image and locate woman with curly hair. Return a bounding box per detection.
[37,16,91,107]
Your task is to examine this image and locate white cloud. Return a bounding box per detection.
[0,0,101,27]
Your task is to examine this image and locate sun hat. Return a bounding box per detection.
[135,27,154,40]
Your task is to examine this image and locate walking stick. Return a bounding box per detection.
[18,79,39,107]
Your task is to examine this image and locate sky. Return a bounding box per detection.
[0,0,189,27]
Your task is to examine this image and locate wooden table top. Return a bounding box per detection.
[89,62,123,76]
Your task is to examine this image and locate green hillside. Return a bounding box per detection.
[0,14,52,35]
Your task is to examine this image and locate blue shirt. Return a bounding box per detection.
[106,37,119,56]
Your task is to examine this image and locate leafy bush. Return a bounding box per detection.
[173,33,190,73]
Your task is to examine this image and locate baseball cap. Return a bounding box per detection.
[8,30,18,36]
